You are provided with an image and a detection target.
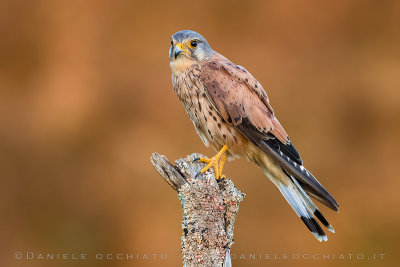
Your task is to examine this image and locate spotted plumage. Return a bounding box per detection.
[169,30,339,242]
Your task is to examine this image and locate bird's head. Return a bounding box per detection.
[169,30,214,72]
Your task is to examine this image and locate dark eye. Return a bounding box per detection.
[190,40,198,48]
[171,40,173,46]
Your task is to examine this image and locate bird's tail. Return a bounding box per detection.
[263,169,335,242]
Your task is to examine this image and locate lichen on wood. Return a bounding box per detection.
[151,152,244,267]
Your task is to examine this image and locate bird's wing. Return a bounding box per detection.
[199,53,289,144]
[199,53,339,211]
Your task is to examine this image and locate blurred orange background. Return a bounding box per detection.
[1,0,399,266]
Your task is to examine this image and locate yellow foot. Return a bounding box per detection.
[198,145,228,180]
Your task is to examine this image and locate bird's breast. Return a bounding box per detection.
[171,68,248,156]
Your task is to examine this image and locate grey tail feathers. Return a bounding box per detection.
[264,170,335,242]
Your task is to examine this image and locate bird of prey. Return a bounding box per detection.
[169,30,339,242]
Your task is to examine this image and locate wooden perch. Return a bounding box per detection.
[150,152,245,267]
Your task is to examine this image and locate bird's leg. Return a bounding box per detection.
[198,145,228,180]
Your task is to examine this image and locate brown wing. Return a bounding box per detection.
[199,53,339,211]
[200,53,289,144]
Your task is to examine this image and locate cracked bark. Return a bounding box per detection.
[150,152,245,267]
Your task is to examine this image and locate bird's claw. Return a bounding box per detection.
[217,175,226,182]
[192,145,228,181]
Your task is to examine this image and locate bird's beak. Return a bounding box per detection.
[174,43,185,59]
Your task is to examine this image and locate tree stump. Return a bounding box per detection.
[150,152,245,267]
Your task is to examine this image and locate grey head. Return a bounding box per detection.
[169,30,214,62]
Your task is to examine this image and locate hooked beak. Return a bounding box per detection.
[174,43,185,59]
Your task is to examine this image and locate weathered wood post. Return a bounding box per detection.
[150,152,245,267]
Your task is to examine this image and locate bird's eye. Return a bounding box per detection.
[189,40,198,48]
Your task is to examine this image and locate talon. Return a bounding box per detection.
[218,175,226,182]
[192,157,200,163]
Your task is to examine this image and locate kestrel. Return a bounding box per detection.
[169,30,339,242]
